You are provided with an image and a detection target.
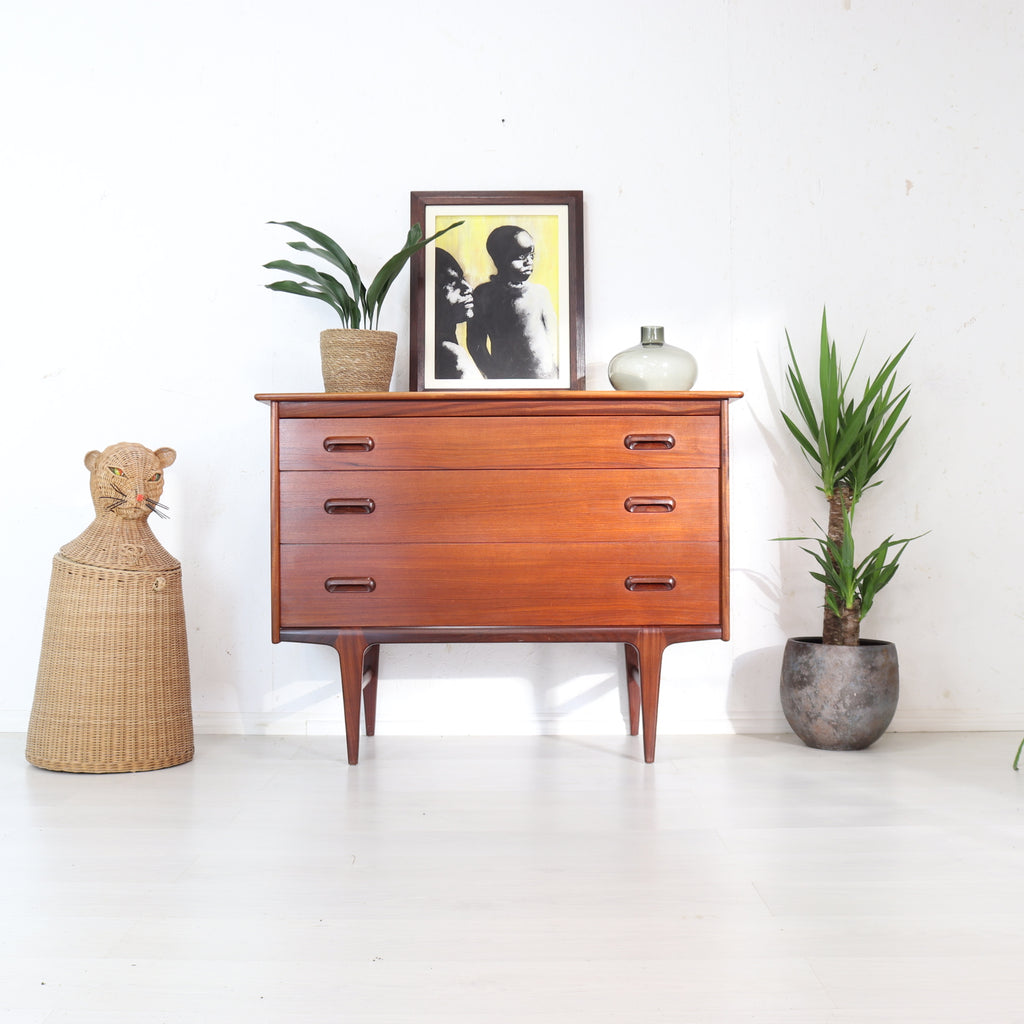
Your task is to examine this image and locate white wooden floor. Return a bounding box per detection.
[3,729,1023,1023]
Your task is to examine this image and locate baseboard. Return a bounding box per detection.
[4,708,1021,737]
[186,709,1024,736]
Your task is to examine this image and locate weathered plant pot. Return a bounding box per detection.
[780,637,898,750]
[320,329,397,393]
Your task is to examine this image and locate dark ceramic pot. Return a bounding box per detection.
[780,637,899,750]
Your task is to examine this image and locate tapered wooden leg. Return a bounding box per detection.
[623,643,641,736]
[634,628,667,764]
[332,630,367,765]
[362,644,380,737]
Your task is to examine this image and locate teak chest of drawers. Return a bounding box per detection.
[257,390,741,763]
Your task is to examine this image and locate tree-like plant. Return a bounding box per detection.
[779,308,922,646]
[264,218,462,330]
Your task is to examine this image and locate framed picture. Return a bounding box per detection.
[410,190,585,391]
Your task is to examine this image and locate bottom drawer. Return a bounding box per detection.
[280,542,721,627]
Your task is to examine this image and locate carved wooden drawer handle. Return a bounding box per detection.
[624,575,677,592]
[323,436,375,453]
[323,498,376,515]
[624,433,676,451]
[624,496,676,514]
[324,577,377,593]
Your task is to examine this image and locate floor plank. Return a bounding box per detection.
[2,731,1023,1022]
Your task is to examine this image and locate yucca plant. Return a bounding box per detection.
[264,218,462,330]
[779,308,922,646]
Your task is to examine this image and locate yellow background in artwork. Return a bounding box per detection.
[435,214,561,314]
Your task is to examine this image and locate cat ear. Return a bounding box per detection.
[154,447,177,468]
[84,450,101,471]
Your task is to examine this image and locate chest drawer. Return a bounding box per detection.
[279,468,720,545]
[279,541,721,627]
[278,416,721,470]
[260,390,741,765]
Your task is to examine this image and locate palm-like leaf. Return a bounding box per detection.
[364,221,462,328]
[781,309,913,505]
[778,308,920,642]
[265,218,463,329]
[264,258,359,325]
[779,508,924,623]
[265,280,348,320]
[282,241,364,326]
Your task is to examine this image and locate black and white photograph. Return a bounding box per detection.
[410,190,585,391]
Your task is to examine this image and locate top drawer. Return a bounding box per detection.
[279,416,722,470]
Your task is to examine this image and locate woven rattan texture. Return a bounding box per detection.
[320,329,397,392]
[26,554,193,773]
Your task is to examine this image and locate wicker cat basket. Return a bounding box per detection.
[25,442,194,773]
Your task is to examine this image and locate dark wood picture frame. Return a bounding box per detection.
[410,190,585,391]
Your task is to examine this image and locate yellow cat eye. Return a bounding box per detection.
[108,467,126,477]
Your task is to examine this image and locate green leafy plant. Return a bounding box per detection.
[264,218,463,330]
[778,308,923,645]
[790,504,920,622]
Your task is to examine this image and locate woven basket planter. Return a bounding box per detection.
[26,553,194,773]
[320,329,397,393]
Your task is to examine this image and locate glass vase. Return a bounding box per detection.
[607,326,698,391]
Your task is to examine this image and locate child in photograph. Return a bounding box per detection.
[466,225,557,379]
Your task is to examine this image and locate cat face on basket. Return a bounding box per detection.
[85,442,176,521]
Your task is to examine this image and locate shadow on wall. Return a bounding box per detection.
[727,644,788,734]
[526,643,627,734]
[723,350,820,735]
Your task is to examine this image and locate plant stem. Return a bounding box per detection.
[822,483,860,645]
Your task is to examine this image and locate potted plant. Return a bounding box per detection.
[777,308,923,750]
[265,218,461,392]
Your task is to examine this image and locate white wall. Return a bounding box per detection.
[2,0,1021,738]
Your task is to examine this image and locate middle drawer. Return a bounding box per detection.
[279,469,720,545]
